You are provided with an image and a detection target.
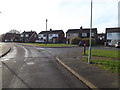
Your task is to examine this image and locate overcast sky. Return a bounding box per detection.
[0,0,119,34]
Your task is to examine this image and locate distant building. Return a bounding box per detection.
[66,27,97,44]
[97,33,106,45]
[106,27,120,46]
[20,31,38,43]
[3,33,20,42]
[38,29,65,43]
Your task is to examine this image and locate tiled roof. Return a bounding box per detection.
[66,28,97,33]
[39,30,64,34]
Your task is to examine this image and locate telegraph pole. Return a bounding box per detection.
[88,0,93,64]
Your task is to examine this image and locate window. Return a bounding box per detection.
[67,34,70,36]
[82,33,87,37]
[92,33,94,37]
[73,33,78,36]
[108,33,112,36]
[21,34,24,37]
[25,34,29,37]
[43,34,46,37]
[49,34,52,37]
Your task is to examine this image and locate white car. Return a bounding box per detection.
[115,42,120,48]
[35,40,44,43]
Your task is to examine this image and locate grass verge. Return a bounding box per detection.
[82,59,120,74]
[20,43,77,47]
[86,49,120,59]
[82,49,120,74]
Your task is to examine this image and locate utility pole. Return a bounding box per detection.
[46,19,48,44]
[88,0,93,64]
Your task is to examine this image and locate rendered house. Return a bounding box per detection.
[66,27,97,44]
[38,29,65,43]
[20,31,38,43]
[106,27,120,46]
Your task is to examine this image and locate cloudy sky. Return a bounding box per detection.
[0,0,119,34]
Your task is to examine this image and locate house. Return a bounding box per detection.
[20,31,38,43]
[2,30,21,42]
[38,29,65,43]
[97,33,106,45]
[66,27,97,44]
[3,33,20,42]
[106,27,120,46]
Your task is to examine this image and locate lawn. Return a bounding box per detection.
[82,59,120,74]
[83,49,120,74]
[86,49,120,59]
[21,43,77,47]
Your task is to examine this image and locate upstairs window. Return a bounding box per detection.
[25,34,29,37]
[21,34,24,37]
[91,33,94,37]
[82,33,87,37]
[43,34,46,37]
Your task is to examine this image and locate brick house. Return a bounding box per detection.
[38,29,65,43]
[66,27,97,44]
[20,31,38,43]
[106,27,120,46]
[3,33,20,42]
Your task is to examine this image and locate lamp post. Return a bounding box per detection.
[88,0,93,64]
[46,19,48,44]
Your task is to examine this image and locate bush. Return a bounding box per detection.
[82,38,96,46]
[71,37,82,45]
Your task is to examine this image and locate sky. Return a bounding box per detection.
[0,0,119,34]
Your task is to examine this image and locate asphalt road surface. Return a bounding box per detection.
[1,44,89,88]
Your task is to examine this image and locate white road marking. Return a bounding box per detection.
[18,45,29,58]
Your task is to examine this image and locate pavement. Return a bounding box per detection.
[54,47,119,89]
[0,43,11,58]
[0,43,11,90]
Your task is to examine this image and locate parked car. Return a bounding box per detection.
[35,40,44,43]
[115,41,120,48]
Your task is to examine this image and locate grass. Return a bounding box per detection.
[86,49,120,59]
[82,49,120,74]
[82,59,120,74]
[20,43,77,47]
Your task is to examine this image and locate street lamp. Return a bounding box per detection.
[46,19,48,44]
[88,0,93,64]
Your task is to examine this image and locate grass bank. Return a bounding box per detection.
[21,43,77,47]
[82,49,120,74]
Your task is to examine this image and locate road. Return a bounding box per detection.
[1,44,89,88]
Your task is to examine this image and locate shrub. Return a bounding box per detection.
[82,38,96,46]
[71,37,82,45]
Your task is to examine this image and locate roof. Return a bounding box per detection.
[22,31,36,34]
[66,28,97,33]
[39,30,64,34]
[106,27,120,33]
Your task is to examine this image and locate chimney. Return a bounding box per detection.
[80,26,83,30]
[50,28,52,31]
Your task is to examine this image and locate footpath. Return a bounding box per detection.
[0,43,11,58]
[55,48,119,89]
